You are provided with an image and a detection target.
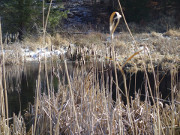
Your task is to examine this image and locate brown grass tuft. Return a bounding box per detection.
[51,33,69,47]
[164,29,180,37]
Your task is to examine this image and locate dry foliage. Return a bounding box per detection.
[23,62,180,135]
[164,29,180,37]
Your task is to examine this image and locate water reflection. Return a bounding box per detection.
[7,62,39,116]
[7,62,180,117]
[7,61,90,117]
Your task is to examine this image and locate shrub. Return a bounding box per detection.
[0,0,68,39]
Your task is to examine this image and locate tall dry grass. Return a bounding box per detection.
[21,60,179,135]
[0,1,180,135]
[0,15,26,135]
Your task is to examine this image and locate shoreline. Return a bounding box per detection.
[1,30,179,71]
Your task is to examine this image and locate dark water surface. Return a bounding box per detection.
[7,62,180,118]
[7,61,84,117]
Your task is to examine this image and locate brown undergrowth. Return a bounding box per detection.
[0,45,180,135]
[1,27,180,69]
[26,61,180,134]
[0,4,180,134]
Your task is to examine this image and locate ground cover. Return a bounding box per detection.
[0,1,180,134]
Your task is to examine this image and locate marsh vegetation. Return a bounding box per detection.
[0,0,180,135]
[1,60,180,134]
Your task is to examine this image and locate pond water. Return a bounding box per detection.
[7,61,89,117]
[6,61,180,118]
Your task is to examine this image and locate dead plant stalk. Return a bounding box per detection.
[64,60,80,134]
[0,17,9,134]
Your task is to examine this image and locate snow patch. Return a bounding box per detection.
[20,47,68,61]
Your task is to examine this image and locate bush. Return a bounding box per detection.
[48,8,68,32]
[0,0,42,38]
[0,0,68,39]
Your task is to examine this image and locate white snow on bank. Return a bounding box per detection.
[20,47,68,61]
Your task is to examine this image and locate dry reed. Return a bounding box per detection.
[0,1,179,135]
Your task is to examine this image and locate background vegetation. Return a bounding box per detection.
[0,0,68,39]
[110,0,179,24]
[1,0,180,39]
